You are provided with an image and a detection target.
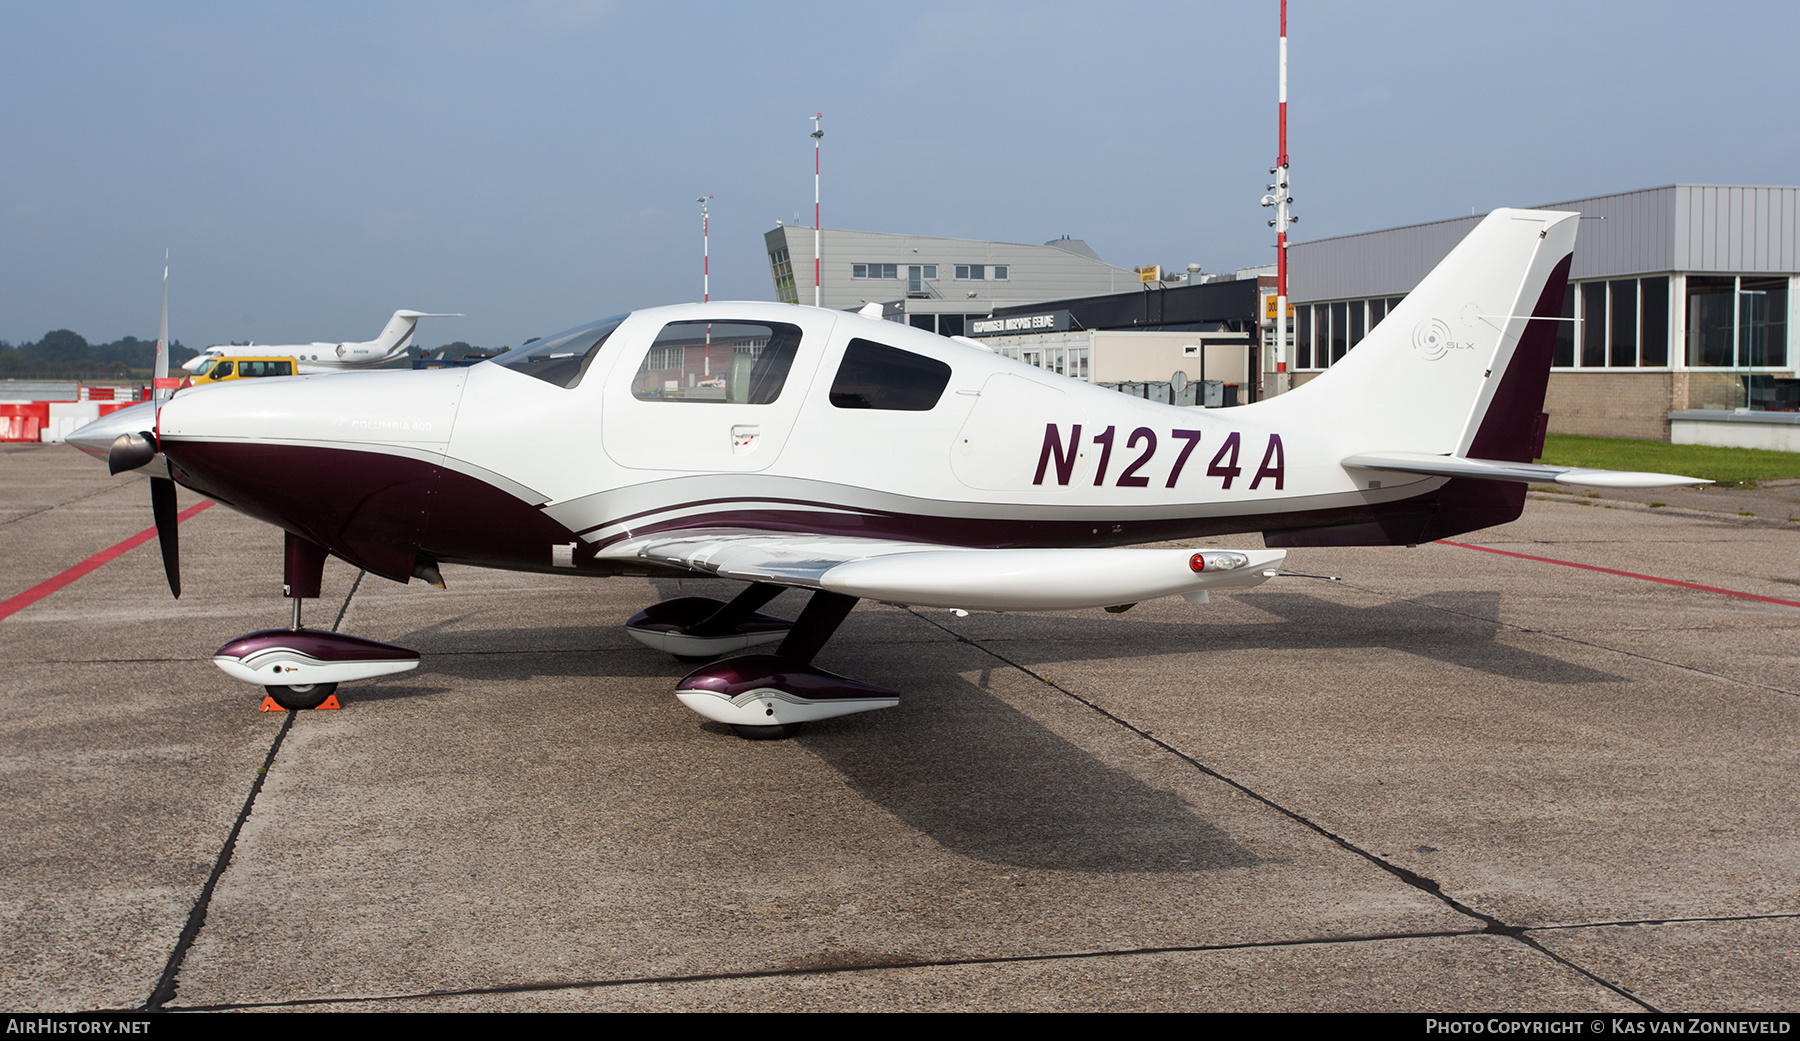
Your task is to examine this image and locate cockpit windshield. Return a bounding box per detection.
[492,314,628,389]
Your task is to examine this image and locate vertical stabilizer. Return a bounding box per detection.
[1262,208,1577,461]
[369,310,460,362]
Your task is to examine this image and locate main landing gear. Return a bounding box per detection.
[210,532,420,710]
[632,584,898,740]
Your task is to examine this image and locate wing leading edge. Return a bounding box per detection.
[597,529,1285,612]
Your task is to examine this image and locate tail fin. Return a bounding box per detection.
[1272,207,1577,462]
[1261,209,1577,548]
[371,310,461,359]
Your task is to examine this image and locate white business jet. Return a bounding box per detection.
[72,209,1705,737]
[181,310,461,375]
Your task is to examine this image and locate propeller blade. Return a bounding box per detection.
[107,431,157,475]
[150,476,181,598]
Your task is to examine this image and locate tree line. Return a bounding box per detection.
[0,330,502,380]
[0,330,199,379]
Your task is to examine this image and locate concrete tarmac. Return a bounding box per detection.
[2,441,1796,1012]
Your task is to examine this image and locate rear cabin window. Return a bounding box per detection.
[829,338,952,411]
[494,314,627,389]
[631,320,803,404]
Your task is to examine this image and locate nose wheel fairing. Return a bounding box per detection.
[212,629,420,688]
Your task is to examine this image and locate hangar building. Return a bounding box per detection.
[1287,185,1800,445]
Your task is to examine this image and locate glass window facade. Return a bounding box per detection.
[1682,275,1789,369]
[994,343,1091,381]
[1296,274,1792,374]
[768,248,796,305]
[1289,296,1406,370]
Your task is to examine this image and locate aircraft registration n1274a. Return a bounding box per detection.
[71,208,1705,737]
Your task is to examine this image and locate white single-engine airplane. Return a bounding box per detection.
[71,209,1705,737]
[181,310,461,375]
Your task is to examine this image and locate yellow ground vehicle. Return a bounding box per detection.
[180,356,300,389]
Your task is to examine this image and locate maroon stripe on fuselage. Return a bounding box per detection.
[165,438,1474,573]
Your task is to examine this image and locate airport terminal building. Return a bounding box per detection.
[762,225,1143,337]
[1288,185,1800,445]
[763,224,1267,396]
[765,186,1799,445]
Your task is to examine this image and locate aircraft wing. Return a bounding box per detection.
[1341,452,1711,489]
[596,529,1285,611]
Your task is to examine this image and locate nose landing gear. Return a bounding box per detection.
[211,532,420,710]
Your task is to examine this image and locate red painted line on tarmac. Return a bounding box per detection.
[0,500,214,621]
[1437,538,1800,609]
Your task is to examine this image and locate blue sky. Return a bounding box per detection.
[4,1,1797,351]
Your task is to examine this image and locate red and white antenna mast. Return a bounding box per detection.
[811,112,823,308]
[1261,1,1296,393]
[698,194,713,375]
[698,194,712,303]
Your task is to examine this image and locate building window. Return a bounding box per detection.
[956,265,986,280]
[1740,277,1789,368]
[1557,276,1674,369]
[853,263,898,279]
[1295,306,1312,369]
[993,266,1008,280]
[1685,276,1737,367]
[1553,285,1575,367]
[1609,279,1638,367]
[1640,277,1668,366]
[769,248,796,305]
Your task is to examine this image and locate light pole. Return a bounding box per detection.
[811,112,823,308]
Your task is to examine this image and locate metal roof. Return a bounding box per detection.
[1289,185,1800,302]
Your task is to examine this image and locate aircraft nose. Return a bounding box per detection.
[157,368,467,451]
[65,399,159,461]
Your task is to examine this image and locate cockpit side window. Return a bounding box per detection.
[829,338,952,411]
[493,314,628,389]
[631,320,803,404]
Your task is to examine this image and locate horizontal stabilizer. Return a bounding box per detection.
[1342,452,1711,489]
[600,530,1286,612]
